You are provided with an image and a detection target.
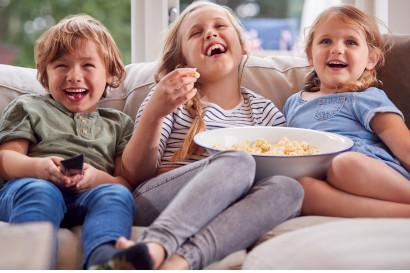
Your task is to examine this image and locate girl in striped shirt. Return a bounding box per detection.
[98,1,304,270]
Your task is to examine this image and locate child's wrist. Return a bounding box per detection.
[141,109,164,125]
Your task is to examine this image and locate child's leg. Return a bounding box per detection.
[131,151,252,227]
[328,152,410,203]
[136,151,255,266]
[110,156,303,269]
[299,176,410,217]
[0,178,66,226]
[165,175,303,269]
[99,151,259,269]
[73,184,135,269]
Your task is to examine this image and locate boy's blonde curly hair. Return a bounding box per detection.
[35,14,125,90]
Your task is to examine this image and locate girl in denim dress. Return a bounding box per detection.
[284,5,410,217]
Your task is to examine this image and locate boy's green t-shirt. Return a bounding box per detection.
[0,94,134,177]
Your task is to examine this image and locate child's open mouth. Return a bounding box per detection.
[205,43,227,57]
[327,61,347,69]
[64,88,88,102]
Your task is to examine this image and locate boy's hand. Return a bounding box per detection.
[33,156,67,186]
[74,163,98,191]
[61,173,82,190]
[146,68,199,119]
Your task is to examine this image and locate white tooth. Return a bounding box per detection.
[329,61,344,65]
[214,44,222,51]
[206,44,225,56]
[65,88,86,93]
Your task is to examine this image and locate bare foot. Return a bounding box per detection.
[160,254,190,270]
[115,236,135,249]
[146,242,166,269]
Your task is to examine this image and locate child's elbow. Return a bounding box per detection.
[397,143,410,171]
[401,151,410,171]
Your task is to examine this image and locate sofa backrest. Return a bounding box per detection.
[379,34,410,127]
[0,34,408,127]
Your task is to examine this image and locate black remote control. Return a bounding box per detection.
[61,154,84,176]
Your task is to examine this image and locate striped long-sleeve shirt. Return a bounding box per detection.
[135,87,285,170]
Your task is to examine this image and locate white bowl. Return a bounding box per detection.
[194,126,353,180]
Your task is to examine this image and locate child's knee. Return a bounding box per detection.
[328,152,364,178]
[19,178,63,201]
[210,151,256,192]
[11,179,66,220]
[264,175,304,201]
[273,176,304,206]
[220,150,256,174]
[298,176,323,195]
[92,184,134,209]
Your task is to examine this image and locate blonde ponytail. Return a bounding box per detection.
[303,70,321,93]
[172,94,206,161]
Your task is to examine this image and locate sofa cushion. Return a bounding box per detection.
[241,55,310,111]
[256,215,342,244]
[121,62,157,121]
[0,65,45,115]
[242,218,410,269]
[0,222,54,269]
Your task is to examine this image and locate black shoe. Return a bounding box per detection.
[89,243,153,270]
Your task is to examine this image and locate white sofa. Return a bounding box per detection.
[0,34,409,269]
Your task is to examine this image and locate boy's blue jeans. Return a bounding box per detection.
[0,178,135,268]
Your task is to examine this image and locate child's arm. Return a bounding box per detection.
[75,156,132,191]
[121,111,164,186]
[122,68,199,186]
[371,112,410,170]
[0,139,67,184]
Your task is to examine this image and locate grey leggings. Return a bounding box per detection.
[133,151,303,269]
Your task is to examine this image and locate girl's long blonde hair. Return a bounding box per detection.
[304,5,385,93]
[155,1,248,161]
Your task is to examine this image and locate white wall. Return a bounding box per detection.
[388,0,410,34]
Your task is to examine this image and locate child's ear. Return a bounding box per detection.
[241,41,249,55]
[107,74,114,86]
[307,54,314,66]
[366,48,379,70]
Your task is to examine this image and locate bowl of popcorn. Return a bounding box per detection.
[194,126,353,179]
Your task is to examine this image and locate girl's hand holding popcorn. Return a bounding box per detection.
[145,68,199,119]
